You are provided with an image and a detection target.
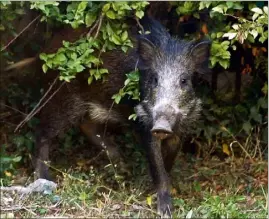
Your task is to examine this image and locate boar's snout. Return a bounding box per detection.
[151,118,173,140]
[151,104,181,140]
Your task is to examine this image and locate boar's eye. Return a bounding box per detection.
[152,75,158,88]
[180,78,187,86]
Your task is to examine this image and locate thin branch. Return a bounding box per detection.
[94,14,104,39]
[14,77,59,132]
[87,13,103,39]
[86,18,99,38]
[29,81,65,119]
[0,103,27,116]
[1,15,41,52]
[135,16,144,34]
[223,13,264,26]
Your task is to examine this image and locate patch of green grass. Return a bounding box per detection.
[1,131,268,218]
[1,155,267,218]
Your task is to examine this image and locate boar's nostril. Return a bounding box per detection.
[151,128,173,140]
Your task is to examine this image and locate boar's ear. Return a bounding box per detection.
[190,40,211,74]
[138,37,156,67]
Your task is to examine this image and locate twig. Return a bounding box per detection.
[14,77,58,132]
[100,101,122,188]
[223,13,265,26]
[27,81,65,121]
[256,126,262,159]
[87,13,103,38]
[94,14,104,39]
[1,206,24,211]
[14,77,60,132]
[221,126,253,161]
[135,16,145,34]
[0,103,27,116]
[4,57,37,71]
[23,206,37,216]
[86,19,99,38]
[1,15,41,52]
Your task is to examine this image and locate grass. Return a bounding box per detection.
[1,131,268,218]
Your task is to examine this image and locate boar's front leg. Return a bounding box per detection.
[162,136,181,173]
[144,131,172,218]
[34,130,54,180]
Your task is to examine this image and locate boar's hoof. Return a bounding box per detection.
[157,191,172,218]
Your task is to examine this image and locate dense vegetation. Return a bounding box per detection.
[0,1,268,218]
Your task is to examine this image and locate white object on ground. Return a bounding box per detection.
[0,179,57,195]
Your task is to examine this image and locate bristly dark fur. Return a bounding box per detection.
[33,17,211,218]
[138,16,211,74]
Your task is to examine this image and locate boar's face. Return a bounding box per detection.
[135,34,211,139]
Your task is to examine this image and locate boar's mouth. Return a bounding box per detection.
[151,117,174,140]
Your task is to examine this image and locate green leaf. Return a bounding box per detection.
[77,2,87,12]
[79,192,87,201]
[124,78,131,86]
[128,113,137,121]
[46,60,52,68]
[258,98,268,109]
[112,94,122,104]
[75,64,85,72]
[242,121,252,134]
[232,24,239,30]
[39,53,47,61]
[1,157,13,163]
[88,55,100,65]
[106,10,116,19]
[226,2,233,8]
[111,34,121,45]
[115,95,121,104]
[135,10,144,19]
[55,53,66,62]
[13,156,22,163]
[12,135,25,147]
[250,106,262,123]
[251,7,263,14]
[232,3,243,10]
[106,22,113,36]
[263,6,268,15]
[88,76,93,85]
[262,83,268,95]
[259,36,267,43]
[99,68,109,74]
[121,46,129,53]
[222,32,237,40]
[250,29,258,39]
[0,24,5,31]
[221,41,230,46]
[219,60,229,69]
[252,13,259,21]
[121,31,128,42]
[62,41,70,48]
[216,32,224,38]
[212,6,223,14]
[89,69,96,76]
[102,3,110,13]
[71,53,77,60]
[42,64,48,73]
[85,13,97,27]
[210,56,217,67]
